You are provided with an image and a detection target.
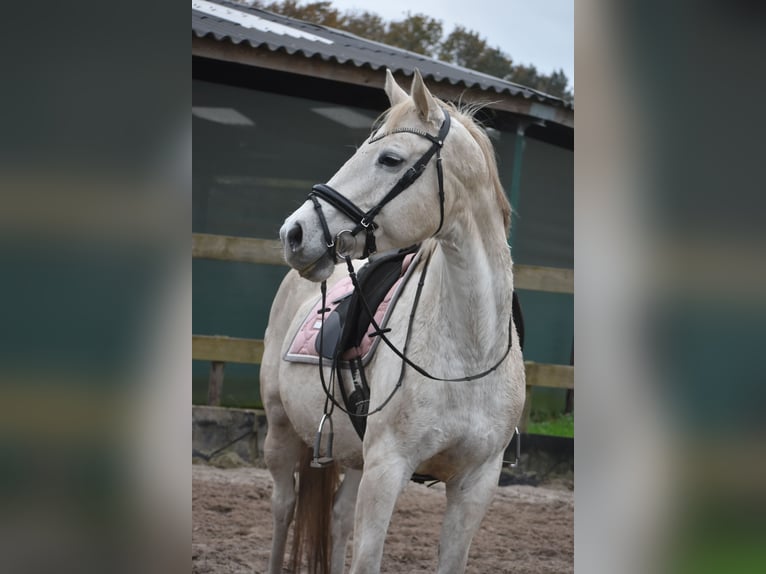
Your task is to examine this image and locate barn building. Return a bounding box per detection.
[192,0,573,419]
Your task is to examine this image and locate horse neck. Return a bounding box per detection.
[418,200,513,375]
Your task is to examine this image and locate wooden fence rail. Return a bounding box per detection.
[192,334,573,429]
[192,334,573,389]
[192,334,265,364]
[192,233,285,267]
[192,233,574,429]
[192,233,574,294]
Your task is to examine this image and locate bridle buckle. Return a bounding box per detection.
[334,229,356,259]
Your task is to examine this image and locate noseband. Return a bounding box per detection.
[308,107,451,260]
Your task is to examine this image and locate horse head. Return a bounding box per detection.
[279,69,503,282]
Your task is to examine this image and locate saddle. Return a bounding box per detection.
[315,244,421,362]
[284,246,420,367]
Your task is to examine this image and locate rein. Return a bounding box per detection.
[341,251,515,384]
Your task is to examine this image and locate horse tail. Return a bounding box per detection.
[290,443,340,574]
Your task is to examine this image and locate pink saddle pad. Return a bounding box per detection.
[284,253,418,365]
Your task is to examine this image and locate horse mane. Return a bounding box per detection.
[376,99,512,237]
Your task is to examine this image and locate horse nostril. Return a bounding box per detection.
[287,223,303,252]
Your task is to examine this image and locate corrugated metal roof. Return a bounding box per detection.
[192,0,572,111]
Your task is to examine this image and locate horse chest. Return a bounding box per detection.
[386,373,514,446]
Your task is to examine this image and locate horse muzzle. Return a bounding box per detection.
[279,217,336,282]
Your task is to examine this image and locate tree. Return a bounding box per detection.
[259,1,342,27]
[440,27,505,73]
[439,27,517,85]
[475,46,514,80]
[542,69,572,100]
[384,13,443,57]
[509,63,539,90]
[338,10,387,43]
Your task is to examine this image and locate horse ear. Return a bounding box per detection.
[384,69,408,107]
[411,69,440,124]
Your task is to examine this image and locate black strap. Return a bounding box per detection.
[346,253,515,383]
[434,152,445,235]
[309,194,334,249]
[363,110,451,227]
[310,184,373,231]
[308,108,451,260]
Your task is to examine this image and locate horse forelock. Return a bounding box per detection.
[373,99,512,237]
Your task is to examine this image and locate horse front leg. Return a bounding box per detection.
[348,449,411,574]
[263,413,303,574]
[331,468,362,574]
[436,455,504,574]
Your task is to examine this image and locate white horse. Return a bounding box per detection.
[260,69,526,574]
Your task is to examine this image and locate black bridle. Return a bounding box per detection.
[308,107,451,260]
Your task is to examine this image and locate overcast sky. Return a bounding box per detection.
[325,0,574,90]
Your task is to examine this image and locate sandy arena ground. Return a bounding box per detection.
[192,465,572,573]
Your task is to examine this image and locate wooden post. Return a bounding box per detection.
[520,385,533,432]
[208,361,225,406]
[564,342,574,414]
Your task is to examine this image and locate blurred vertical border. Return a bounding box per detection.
[576,0,766,572]
[0,1,189,573]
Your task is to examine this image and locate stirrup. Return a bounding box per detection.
[310,413,335,468]
[508,427,521,468]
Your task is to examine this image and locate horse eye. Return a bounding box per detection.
[378,153,404,167]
